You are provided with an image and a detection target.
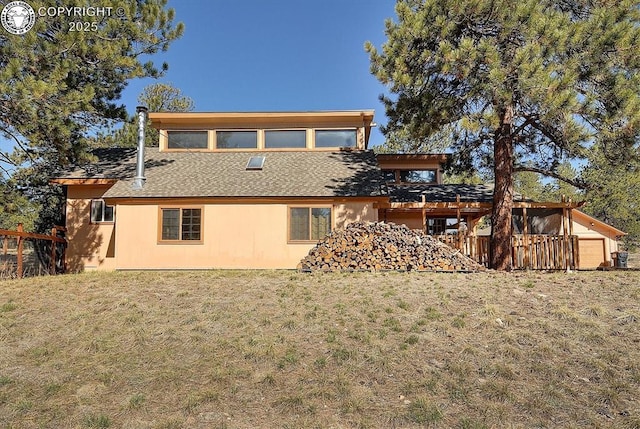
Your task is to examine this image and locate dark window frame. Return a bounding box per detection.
[288,206,332,242]
[158,206,204,244]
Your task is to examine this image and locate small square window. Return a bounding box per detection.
[90,200,114,223]
[246,156,265,170]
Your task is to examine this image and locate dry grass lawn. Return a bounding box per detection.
[1,270,639,428]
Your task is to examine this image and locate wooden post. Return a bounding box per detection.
[567,201,575,270]
[2,235,7,257]
[523,206,529,269]
[561,196,569,271]
[456,195,462,250]
[421,195,427,234]
[50,227,57,275]
[16,223,23,279]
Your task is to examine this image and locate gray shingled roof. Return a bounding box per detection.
[388,184,526,203]
[57,148,386,198]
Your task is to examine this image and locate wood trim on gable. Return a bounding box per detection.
[50,178,117,185]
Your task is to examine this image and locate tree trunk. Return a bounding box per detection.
[490,105,515,271]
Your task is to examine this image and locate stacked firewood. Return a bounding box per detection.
[298,221,486,272]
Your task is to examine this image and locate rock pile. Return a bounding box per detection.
[297,221,486,272]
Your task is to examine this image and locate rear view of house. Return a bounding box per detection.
[52,110,625,271]
[53,111,386,270]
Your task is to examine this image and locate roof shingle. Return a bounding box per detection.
[56,148,387,198]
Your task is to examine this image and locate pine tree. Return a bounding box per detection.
[0,0,183,230]
[91,83,195,148]
[366,0,640,270]
[582,151,640,249]
[0,0,184,170]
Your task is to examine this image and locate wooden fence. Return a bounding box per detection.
[436,234,578,270]
[0,224,67,279]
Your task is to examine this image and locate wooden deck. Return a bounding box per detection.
[436,234,579,270]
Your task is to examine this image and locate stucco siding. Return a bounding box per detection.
[65,185,117,271]
[109,201,377,270]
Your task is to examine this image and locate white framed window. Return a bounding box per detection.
[90,200,114,223]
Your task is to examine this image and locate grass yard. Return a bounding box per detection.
[1,270,639,429]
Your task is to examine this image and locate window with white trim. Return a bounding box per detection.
[90,200,114,223]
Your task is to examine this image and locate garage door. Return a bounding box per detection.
[578,238,606,269]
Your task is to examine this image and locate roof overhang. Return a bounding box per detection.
[50,178,118,186]
[377,200,586,212]
[573,210,627,236]
[376,153,449,164]
[148,110,376,129]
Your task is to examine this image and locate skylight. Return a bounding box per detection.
[246,155,265,170]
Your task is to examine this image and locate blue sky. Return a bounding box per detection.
[121,0,397,148]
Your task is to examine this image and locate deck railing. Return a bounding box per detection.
[435,234,578,270]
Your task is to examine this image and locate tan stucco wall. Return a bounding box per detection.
[569,220,621,266]
[381,211,424,231]
[65,185,117,271]
[68,199,377,270]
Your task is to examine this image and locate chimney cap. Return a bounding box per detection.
[136,105,148,114]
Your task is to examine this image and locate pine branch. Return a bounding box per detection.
[513,165,586,189]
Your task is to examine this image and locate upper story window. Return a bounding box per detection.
[90,199,114,223]
[382,170,397,182]
[265,130,306,149]
[216,131,257,149]
[167,131,208,149]
[315,129,356,148]
[161,128,360,151]
[383,169,438,184]
[399,170,437,184]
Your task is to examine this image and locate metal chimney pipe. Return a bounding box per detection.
[132,106,148,190]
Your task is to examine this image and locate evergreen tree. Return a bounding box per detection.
[91,82,195,148]
[0,0,183,230]
[582,152,640,249]
[0,0,183,168]
[366,0,640,270]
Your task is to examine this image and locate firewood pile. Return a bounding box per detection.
[298,221,486,272]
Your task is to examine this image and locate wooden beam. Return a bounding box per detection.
[16,224,23,279]
[523,207,529,269]
[0,229,66,244]
[49,178,117,185]
[376,200,585,210]
[456,195,462,250]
